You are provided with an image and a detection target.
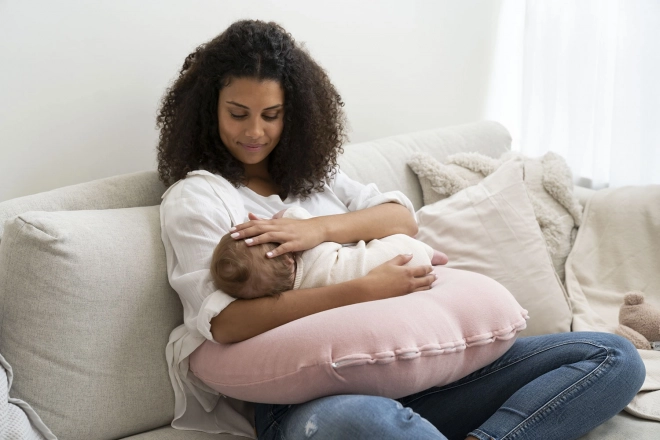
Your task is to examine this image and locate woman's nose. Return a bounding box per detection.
[245,117,264,139]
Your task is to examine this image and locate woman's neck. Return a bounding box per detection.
[244,163,281,197]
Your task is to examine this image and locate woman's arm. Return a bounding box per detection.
[211,253,434,343]
[231,202,418,258]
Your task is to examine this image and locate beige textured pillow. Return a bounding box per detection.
[415,160,573,336]
[0,207,182,440]
[408,151,582,282]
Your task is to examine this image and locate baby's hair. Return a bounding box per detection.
[211,234,293,299]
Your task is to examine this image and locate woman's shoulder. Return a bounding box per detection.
[161,170,239,202]
[160,170,245,223]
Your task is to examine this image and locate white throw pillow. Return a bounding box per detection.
[414,160,573,336]
[408,151,582,282]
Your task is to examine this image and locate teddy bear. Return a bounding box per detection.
[615,291,660,350]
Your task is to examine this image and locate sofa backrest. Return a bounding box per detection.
[339,120,512,211]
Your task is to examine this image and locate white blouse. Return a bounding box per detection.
[159,169,415,437]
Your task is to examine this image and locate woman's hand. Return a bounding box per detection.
[356,254,436,301]
[229,212,326,257]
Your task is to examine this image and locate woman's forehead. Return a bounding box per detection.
[219,77,284,109]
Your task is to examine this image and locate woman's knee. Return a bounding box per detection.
[576,332,646,402]
[282,395,445,440]
[603,333,646,385]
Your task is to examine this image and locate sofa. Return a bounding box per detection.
[0,120,658,439]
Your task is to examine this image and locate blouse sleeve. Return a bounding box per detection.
[330,169,416,216]
[159,175,238,342]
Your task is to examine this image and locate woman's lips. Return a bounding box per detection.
[239,142,264,151]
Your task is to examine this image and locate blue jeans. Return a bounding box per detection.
[254,332,645,440]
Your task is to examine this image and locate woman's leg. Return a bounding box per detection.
[399,332,645,440]
[255,394,447,440]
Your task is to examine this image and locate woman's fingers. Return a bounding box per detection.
[229,217,325,256]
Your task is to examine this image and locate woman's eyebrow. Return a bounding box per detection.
[226,101,283,111]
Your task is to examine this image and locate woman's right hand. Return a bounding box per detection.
[357,254,436,301]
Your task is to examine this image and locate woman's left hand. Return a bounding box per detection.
[230,213,326,258]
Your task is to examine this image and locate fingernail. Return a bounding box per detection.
[266,251,273,257]
[230,232,239,238]
[229,227,236,232]
[245,238,253,244]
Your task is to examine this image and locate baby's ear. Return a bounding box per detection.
[283,253,295,267]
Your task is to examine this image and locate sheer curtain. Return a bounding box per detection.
[485,0,660,188]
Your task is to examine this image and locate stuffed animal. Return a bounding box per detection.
[616,291,660,350]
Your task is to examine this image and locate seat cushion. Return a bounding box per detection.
[0,206,182,440]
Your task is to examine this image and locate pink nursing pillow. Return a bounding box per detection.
[190,266,528,404]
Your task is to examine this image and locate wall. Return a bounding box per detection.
[0,0,502,201]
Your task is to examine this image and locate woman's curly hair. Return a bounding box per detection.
[156,20,347,198]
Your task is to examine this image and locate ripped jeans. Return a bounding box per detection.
[254,332,645,440]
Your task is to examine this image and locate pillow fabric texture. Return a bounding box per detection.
[407,151,582,282]
[413,159,573,336]
[190,267,528,404]
[0,207,182,440]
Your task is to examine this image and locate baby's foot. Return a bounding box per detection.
[431,250,449,266]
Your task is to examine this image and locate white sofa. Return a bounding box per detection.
[0,121,656,439]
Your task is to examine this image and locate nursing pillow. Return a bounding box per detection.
[190,266,528,404]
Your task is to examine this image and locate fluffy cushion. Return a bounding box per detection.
[414,160,573,336]
[190,267,528,404]
[0,207,182,440]
[408,151,583,282]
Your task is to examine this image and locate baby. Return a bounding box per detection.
[211,207,448,299]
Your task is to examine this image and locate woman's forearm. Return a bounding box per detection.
[318,202,418,244]
[211,278,370,343]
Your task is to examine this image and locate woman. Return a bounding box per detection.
[157,19,645,440]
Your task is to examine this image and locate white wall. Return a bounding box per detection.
[0,0,502,201]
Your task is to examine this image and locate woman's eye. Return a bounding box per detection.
[229,113,247,120]
[263,114,279,121]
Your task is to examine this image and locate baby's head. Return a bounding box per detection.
[211,233,295,299]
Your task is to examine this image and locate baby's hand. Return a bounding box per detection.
[431,249,449,266]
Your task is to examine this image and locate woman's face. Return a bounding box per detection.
[217,77,285,175]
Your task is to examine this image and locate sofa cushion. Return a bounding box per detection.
[189,267,528,404]
[408,151,583,283]
[338,121,512,211]
[415,160,573,336]
[0,170,165,242]
[0,206,182,440]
